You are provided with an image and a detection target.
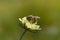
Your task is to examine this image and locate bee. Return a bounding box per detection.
[27,15,40,23]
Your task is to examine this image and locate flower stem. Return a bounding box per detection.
[20,29,27,40]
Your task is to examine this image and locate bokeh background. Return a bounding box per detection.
[0,0,60,40]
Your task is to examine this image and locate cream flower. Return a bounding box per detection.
[19,15,42,30]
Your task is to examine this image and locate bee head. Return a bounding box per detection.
[27,15,40,23]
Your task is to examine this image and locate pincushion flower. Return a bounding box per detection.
[19,15,42,40]
[19,15,42,30]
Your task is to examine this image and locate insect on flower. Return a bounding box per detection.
[19,15,42,32]
[19,15,42,40]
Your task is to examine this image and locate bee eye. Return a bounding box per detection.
[27,16,32,21]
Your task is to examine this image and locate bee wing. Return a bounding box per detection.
[35,16,40,19]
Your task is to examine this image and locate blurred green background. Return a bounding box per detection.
[0,0,60,40]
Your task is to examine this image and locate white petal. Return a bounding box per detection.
[19,18,24,23]
[19,18,22,22]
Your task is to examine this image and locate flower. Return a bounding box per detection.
[19,15,42,31]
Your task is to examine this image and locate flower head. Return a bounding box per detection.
[19,15,42,31]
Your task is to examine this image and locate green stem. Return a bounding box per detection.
[20,29,27,40]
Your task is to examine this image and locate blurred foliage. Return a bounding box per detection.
[0,0,60,40]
